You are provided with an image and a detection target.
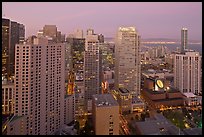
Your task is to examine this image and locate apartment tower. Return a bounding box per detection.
[84,29,102,111]
[174,51,201,95]
[14,37,65,135]
[115,27,141,96]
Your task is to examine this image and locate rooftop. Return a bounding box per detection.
[182,92,196,98]
[10,115,24,123]
[132,96,144,104]
[182,128,202,135]
[93,94,118,107]
[119,87,130,94]
[134,114,183,135]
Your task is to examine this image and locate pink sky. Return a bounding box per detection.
[2,2,202,40]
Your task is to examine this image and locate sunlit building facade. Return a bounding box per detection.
[174,51,201,95]
[92,94,119,135]
[13,37,65,135]
[115,27,141,96]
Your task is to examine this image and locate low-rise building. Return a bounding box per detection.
[182,93,202,106]
[132,97,145,113]
[133,114,183,135]
[92,94,119,135]
[182,128,202,135]
[111,88,132,114]
[141,77,184,109]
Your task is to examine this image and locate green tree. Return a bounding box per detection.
[74,121,80,134]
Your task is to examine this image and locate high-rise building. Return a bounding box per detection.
[64,94,75,125]
[84,29,102,111]
[92,94,119,135]
[115,27,141,96]
[74,29,83,39]
[13,36,65,135]
[61,34,66,42]
[181,28,188,53]
[174,51,201,95]
[2,18,25,79]
[98,34,104,43]
[2,18,10,79]
[37,30,43,37]
[19,24,25,44]
[57,31,62,43]
[43,25,57,42]
[86,29,99,42]
[2,79,14,115]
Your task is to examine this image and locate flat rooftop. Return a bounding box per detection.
[119,87,130,93]
[93,94,119,107]
[182,92,196,98]
[183,128,202,135]
[132,96,144,104]
[134,114,182,135]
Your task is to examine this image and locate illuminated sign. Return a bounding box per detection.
[156,80,164,89]
[154,79,164,91]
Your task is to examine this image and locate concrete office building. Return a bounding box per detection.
[12,36,65,135]
[181,28,188,53]
[2,78,15,115]
[74,29,83,39]
[2,18,25,79]
[111,88,132,114]
[84,29,102,111]
[115,27,141,96]
[43,25,57,42]
[64,94,75,125]
[86,28,99,42]
[174,51,201,95]
[92,94,119,135]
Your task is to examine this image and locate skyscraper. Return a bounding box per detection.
[84,29,102,111]
[14,36,65,135]
[2,18,25,79]
[43,25,57,42]
[115,27,141,96]
[19,24,25,44]
[181,28,188,53]
[174,51,201,95]
[74,29,83,39]
[2,18,10,79]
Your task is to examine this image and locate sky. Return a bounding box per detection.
[2,2,202,40]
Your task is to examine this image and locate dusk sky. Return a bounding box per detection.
[2,2,202,40]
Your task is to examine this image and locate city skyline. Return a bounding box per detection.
[2,2,202,40]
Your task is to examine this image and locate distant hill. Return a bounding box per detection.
[141,38,201,43]
[105,37,202,44]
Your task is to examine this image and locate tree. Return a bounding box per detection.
[80,120,94,135]
[74,121,80,134]
[145,112,150,118]
[141,113,146,121]
[135,115,139,120]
